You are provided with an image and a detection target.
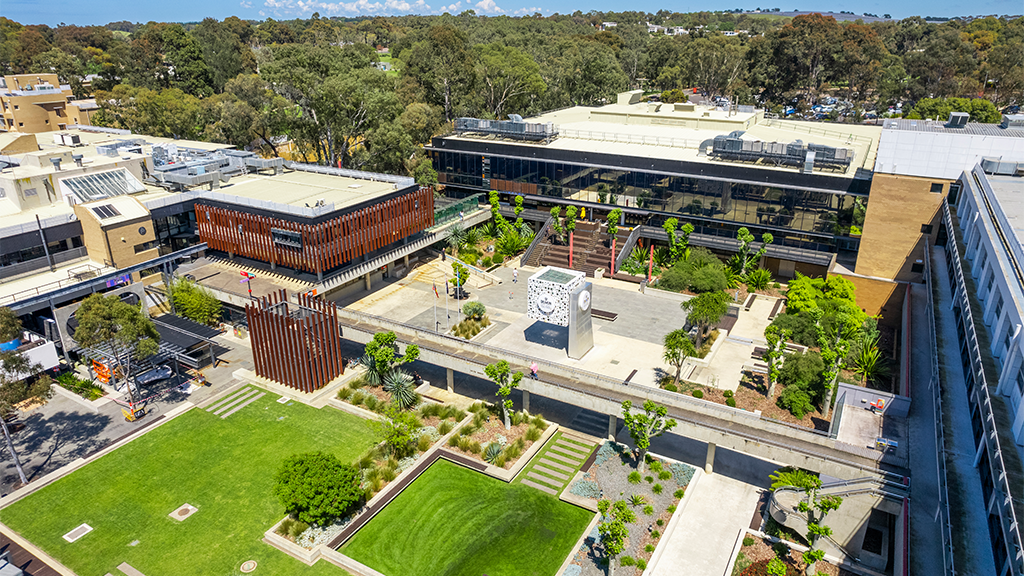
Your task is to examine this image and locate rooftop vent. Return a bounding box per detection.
[1001,114,1024,129]
[947,112,969,128]
[981,158,1023,176]
[49,157,61,171]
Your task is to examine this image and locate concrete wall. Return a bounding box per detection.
[837,382,911,418]
[856,173,946,282]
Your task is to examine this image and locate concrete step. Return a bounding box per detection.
[521,478,557,495]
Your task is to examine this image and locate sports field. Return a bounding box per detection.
[1,391,374,576]
[342,459,594,576]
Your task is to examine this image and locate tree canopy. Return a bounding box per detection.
[273,451,362,525]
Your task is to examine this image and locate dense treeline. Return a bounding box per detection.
[1,11,1020,180]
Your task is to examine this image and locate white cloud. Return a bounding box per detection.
[263,0,432,15]
[437,1,460,13]
[473,0,502,13]
[240,0,253,7]
[513,6,540,14]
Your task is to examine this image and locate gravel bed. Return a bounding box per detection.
[567,441,696,576]
[295,513,358,549]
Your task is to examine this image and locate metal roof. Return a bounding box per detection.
[881,118,1024,138]
[59,168,146,203]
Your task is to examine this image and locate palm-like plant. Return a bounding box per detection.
[653,247,673,268]
[852,336,887,385]
[445,223,466,253]
[479,221,499,240]
[382,369,418,410]
[628,493,648,507]
[483,442,503,463]
[744,268,772,291]
[359,354,386,387]
[463,227,482,247]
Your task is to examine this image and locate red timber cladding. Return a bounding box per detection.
[195,187,434,275]
[244,289,344,392]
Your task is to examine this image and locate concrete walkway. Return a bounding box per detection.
[650,472,761,576]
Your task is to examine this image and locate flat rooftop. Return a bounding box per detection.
[988,175,1024,246]
[0,259,112,306]
[444,103,880,179]
[882,118,1024,138]
[212,169,403,210]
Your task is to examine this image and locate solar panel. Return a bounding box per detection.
[91,204,121,219]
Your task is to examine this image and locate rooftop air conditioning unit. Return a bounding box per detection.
[1001,114,1024,129]
[947,112,969,128]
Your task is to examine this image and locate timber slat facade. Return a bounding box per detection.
[195,186,434,276]
[245,289,344,392]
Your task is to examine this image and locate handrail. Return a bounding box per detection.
[763,118,873,144]
[560,128,704,149]
[615,225,644,274]
[767,487,855,558]
[521,215,553,266]
[942,200,1021,575]
[924,235,956,576]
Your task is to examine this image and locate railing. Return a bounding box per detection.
[521,215,553,266]
[0,247,89,282]
[615,225,643,273]
[429,194,485,231]
[285,161,415,187]
[560,128,704,149]
[0,213,79,240]
[828,391,846,439]
[762,118,874,144]
[924,236,957,576]
[942,200,1022,576]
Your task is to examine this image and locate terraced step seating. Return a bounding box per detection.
[523,220,631,278]
[517,432,598,496]
[205,387,266,419]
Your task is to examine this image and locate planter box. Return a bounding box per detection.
[263,517,321,565]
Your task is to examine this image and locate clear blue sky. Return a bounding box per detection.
[0,0,1019,27]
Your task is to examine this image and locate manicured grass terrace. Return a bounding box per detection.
[342,459,593,576]
[1,392,375,576]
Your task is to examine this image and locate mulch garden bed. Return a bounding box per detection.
[733,535,847,576]
[445,407,542,470]
[564,441,697,576]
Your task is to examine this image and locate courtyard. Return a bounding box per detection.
[0,391,374,576]
[342,458,593,576]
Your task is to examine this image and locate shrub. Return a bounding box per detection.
[350,392,365,406]
[274,452,361,526]
[659,470,672,480]
[438,421,454,435]
[651,530,661,539]
[530,414,547,428]
[649,460,663,473]
[469,441,482,454]
[723,389,733,398]
[525,426,542,442]
[771,539,791,558]
[692,390,703,399]
[743,536,756,547]
[495,454,507,468]
[667,504,677,513]
[169,277,222,325]
[620,556,636,566]
[482,256,492,268]
[645,475,654,483]
[448,435,459,447]
[289,520,309,539]
[276,517,295,537]
[653,483,663,494]
[628,471,642,484]
[663,382,678,392]
[766,558,787,576]
[726,397,737,408]
[348,378,366,390]
[674,488,685,499]
[645,544,655,553]
[656,518,664,526]
[628,494,647,506]
[643,505,654,515]
[363,395,380,412]
[778,386,814,418]
[745,268,772,291]
[337,387,353,400]
[637,559,647,570]
[457,436,472,451]
[463,301,487,320]
[417,435,431,452]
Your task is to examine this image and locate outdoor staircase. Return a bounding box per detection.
[523,221,631,278]
[519,432,598,496]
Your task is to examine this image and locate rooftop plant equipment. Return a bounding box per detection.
[455,117,558,142]
[698,132,855,172]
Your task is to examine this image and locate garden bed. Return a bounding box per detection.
[445,402,545,470]
[55,372,105,401]
[731,533,846,576]
[565,442,697,575]
[661,373,831,432]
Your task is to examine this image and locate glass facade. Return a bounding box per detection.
[433,150,867,254]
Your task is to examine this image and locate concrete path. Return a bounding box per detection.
[650,472,762,576]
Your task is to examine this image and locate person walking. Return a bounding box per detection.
[530,362,539,380]
[513,268,518,283]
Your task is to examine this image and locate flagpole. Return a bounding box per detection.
[445,275,450,331]
[434,286,438,333]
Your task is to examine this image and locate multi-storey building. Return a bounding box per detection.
[0,74,95,134]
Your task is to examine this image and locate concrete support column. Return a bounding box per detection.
[522,389,530,414]
[404,254,410,268]
[446,368,454,393]
[364,273,372,291]
[607,414,616,440]
[270,262,276,270]
[317,270,323,283]
[228,251,234,259]
[705,442,717,474]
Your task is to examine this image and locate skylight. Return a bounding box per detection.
[60,168,146,203]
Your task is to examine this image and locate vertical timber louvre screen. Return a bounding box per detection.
[244,289,344,392]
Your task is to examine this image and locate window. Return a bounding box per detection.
[13,105,18,110]
[18,122,23,127]
[1017,371,1024,395]
[91,204,121,219]
[994,294,1004,320]
[23,187,36,197]
[911,263,924,273]
[58,124,65,130]
[921,224,933,234]
[930,183,944,193]
[986,271,995,294]
[0,187,5,198]
[133,240,159,254]
[1005,323,1015,352]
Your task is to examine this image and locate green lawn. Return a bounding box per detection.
[342,459,593,576]
[1,392,375,576]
